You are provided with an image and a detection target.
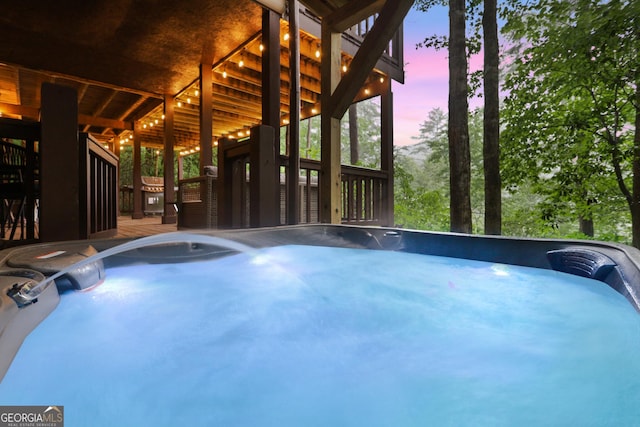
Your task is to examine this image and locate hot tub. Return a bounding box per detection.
[1,225,640,426]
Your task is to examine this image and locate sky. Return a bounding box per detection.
[392,4,483,147]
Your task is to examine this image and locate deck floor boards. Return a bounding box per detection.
[1,215,178,249]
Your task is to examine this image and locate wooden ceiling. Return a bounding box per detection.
[0,0,395,152]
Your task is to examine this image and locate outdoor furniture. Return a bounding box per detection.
[141,176,165,215]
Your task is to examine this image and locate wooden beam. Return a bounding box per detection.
[162,94,177,224]
[132,121,144,219]
[319,23,343,224]
[199,62,214,171]
[325,0,385,33]
[262,8,282,130]
[78,113,133,131]
[83,90,117,132]
[328,0,413,119]
[288,0,301,224]
[0,102,38,119]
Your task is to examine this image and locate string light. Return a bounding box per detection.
[342,64,348,72]
[259,43,264,52]
[195,90,199,97]
[315,43,321,58]
[283,33,290,41]
[177,101,183,107]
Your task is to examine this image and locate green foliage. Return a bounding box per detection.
[341,98,382,169]
[501,0,639,245]
[287,96,382,167]
[394,108,486,232]
[118,147,204,187]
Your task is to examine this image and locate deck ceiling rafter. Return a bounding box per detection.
[0,1,404,150]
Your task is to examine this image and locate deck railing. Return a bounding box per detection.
[177,175,218,229]
[80,133,118,239]
[294,158,389,226]
[341,165,388,225]
[177,159,390,229]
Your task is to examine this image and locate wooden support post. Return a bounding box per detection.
[287,0,301,225]
[380,77,394,226]
[40,82,80,242]
[162,94,177,224]
[250,125,278,227]
[262,8,281,224]
[320,25,343,224]
[262,9,281,132]
[216,137,231,228]
[199,62,213,172]
[132,121,144,219]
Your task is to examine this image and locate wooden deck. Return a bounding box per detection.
[1,215,177,249]
[115,215,177,238]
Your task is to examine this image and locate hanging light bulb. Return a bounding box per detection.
[177,101,183,107]
[315,43,321,59]
[238,56,244,68]
[283,33,290,41]
[222,69,227,78]
[259,43,264,52]
[342,64,348,73]
[195,90,199,97]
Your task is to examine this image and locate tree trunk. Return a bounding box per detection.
[349,103,359,165]
[483,0,501,235]
[632,82,640,248]
[579,216,594,237]
[448,0,472,233]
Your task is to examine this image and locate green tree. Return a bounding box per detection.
[448,0,473,233]
[395,108,486,232]
[341,97,382,169]
[482,0,501,234]
[501,0,640,246]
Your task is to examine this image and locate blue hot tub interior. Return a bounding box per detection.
[1,224,640,425]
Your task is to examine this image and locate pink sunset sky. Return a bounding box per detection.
[392,5,484,147]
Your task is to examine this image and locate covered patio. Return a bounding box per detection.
[0,0,413,243]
